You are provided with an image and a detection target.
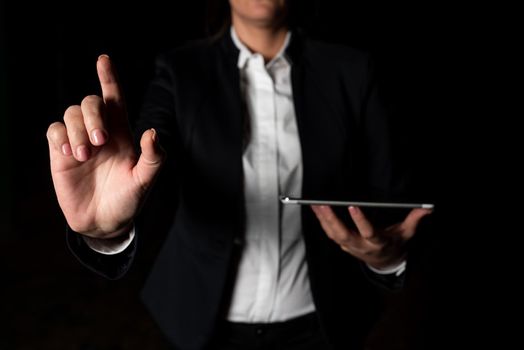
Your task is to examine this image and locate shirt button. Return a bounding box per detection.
[255,327,264,336]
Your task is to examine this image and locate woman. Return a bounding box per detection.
[46,1,431,349]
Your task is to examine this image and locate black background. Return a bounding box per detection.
[1,1,506,349]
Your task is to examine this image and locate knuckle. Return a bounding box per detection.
[63,105,82,123]
[335,238,346,247]
[68,127,88,142]
[341,245,352,254]
[82,94,100,103]
[47,122,63,136]
[333,237,344,245]
[81,95,105,126]
[362,249,374,256]
[81,95,103,109]
[339,236,352,246]
[46,122,64,139]
[324,216,334,225]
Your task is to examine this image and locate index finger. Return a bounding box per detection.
[311,205,358,246]
[96,54,124,107]
[348,206,382,244]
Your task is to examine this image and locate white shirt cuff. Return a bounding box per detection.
[82,226,135,255]
[366,260,406,277]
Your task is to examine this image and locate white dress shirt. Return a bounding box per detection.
[83,26,406,323]
[226,27,314,322]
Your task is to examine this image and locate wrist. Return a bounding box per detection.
[104,222,134,240]
[366,254,407,271]
[102,222,134,240]
[76,221,134,240]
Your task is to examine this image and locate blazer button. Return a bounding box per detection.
[233,237,244,246]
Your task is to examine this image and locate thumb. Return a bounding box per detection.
[134,128,165,189]
[400,208,433,239]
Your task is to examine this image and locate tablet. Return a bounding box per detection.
[280,196,434,209]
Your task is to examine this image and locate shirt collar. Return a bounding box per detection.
[230,26,291,69]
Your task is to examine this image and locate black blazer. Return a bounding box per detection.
[68,30,408,350]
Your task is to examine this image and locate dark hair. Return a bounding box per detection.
[205,0,231,38]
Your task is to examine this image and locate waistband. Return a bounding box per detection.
[220,312,319,337]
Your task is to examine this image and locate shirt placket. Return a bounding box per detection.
[245,55,280,321]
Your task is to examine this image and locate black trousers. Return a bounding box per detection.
[209,312,330,350]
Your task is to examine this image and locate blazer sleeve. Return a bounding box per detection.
[360,262,406,291]
[65,53,181,280]
[66,226,138,280]
[357,53,411,290]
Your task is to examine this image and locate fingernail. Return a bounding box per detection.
[92,129,107,145]
[349,206,357,214]
[98,54,110,61]
[151,128,158,143]
[76,145,90,161]
[61,143,72,156]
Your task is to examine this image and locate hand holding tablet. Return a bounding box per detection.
[280,196,434,209]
